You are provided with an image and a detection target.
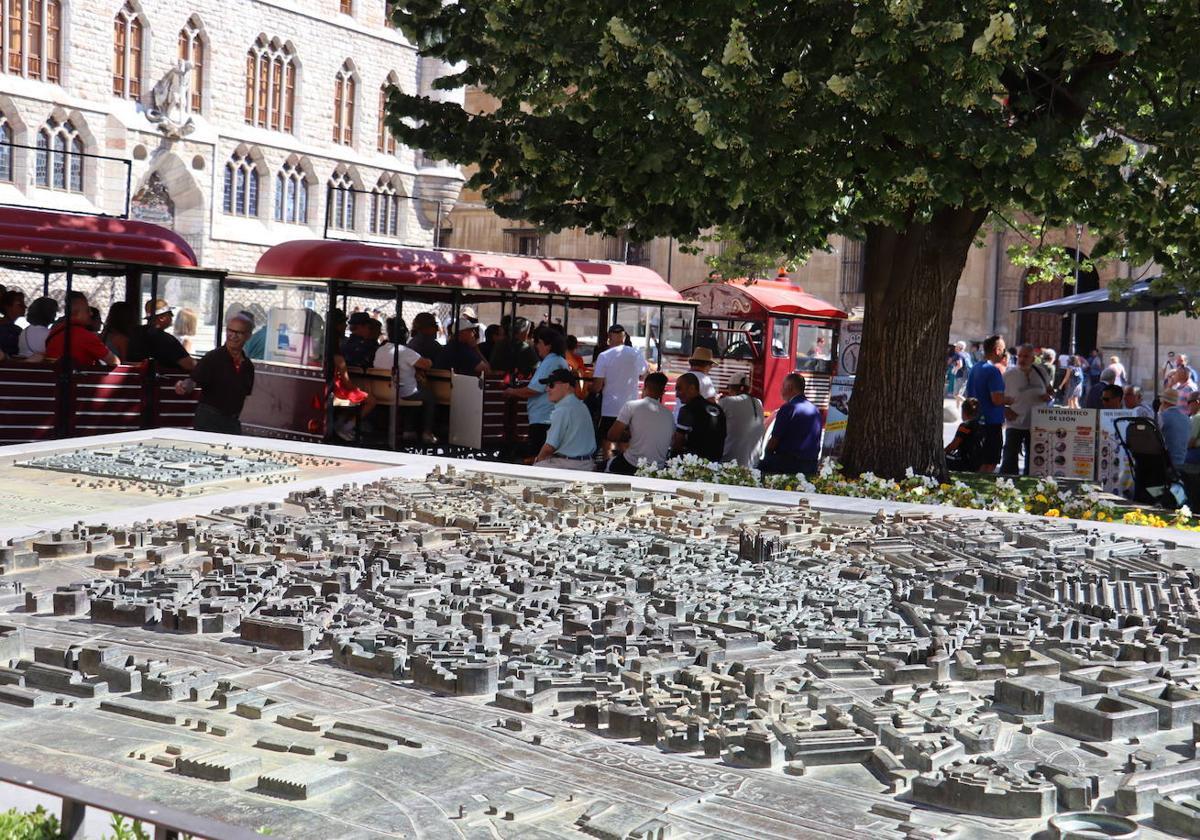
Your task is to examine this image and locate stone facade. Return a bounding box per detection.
[0,0,463,276]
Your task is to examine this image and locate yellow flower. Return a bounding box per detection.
[1046,509,1060,517]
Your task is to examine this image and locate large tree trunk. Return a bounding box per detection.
[840,206,990,480]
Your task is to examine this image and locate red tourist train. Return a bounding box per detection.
[0,208,847,449]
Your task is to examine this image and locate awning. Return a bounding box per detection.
[254,240,687,304]
[1017,277,1199,400]
[681,277,847,320]
[0,207,198,269]
[1016,278,1197,315]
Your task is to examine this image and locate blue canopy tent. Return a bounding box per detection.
[1017,278,1199,398]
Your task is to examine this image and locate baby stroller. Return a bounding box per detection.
[1111,417,1185,510]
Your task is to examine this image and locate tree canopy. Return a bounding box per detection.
[391,0,1200,291]
[388,0,1200,477]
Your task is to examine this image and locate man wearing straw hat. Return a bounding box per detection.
[674,345,719,421]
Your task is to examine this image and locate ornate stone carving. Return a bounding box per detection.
[147,60,196,139]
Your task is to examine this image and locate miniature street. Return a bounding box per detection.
[0,436,1198,837]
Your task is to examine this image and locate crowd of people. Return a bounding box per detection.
[0,283,257,435]
[945,334,1196,475]
[333,310,826,474]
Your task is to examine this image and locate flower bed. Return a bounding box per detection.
[636,455,1200,532]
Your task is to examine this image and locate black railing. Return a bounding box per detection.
[0,758,263,839]
[0,140,133,218]
[323,184,444,248]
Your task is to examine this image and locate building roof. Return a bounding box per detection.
[0,208,199,269]
[681,277,847,320]
[254,240,687,304]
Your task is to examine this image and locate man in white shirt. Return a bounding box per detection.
[375,316,437,443]
[605,372,676,474]
[719,376,765,467]
[1000,343,1054,475]
[1123,385,1154,419]
[591,324,648,458]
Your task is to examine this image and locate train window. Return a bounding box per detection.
[795,324,834,373]
[221,279,329,368]
[139,273,223,356]
[771,318,791,358]
[660,306,694,355]
[696,319,760,360]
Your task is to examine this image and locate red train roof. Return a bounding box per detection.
[0,208,198,268]
[254,240,687,303]
[681,277,847,320]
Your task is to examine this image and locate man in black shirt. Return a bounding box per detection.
[672,372,727,460]
[341,312,378,368]
[407,312,442,361]
[176,311,256,434]
[436,315,491,376]
[129,299,195,371]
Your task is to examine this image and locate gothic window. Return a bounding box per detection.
[274,162,308,224]
[332,62,355,146]
[377,84,396,153]
[245,36,296,133]
[839,237,866,295]
[0,119,10,181]
[327,171,355,230]
[34,118,82,191]
[223,152,259,217]
[3,0,61,82]
[369,176,403,238]
[113,3,144,100]
[178,19,205,113]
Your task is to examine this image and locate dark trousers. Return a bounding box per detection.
[607,452,639,475]
[401,385,437,433]
[194,402,242,435]
[1001,428,1031,476]
[759,452,818,476]
[523,423,549,459]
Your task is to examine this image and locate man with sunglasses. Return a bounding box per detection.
[175,311,256,434]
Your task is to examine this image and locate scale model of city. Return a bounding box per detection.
[2,442,1199,839]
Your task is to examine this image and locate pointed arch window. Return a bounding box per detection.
[274,162,308,224]
[113,3,144,100]
[0,119,11,181]
[245,36,296,133]
[332,62,355,146]
[3,0,61,82]
[377,84,397,154]
[178,19,205,113]
[369,177,404,238]
[35,118,82,191]
[327,171,355,230]
[223,152,259,217]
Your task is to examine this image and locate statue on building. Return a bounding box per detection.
[148,61,196,140]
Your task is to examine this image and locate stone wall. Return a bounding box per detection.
[0,0,462,272]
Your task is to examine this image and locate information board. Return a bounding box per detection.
[821,375,854,458]
[1097,409,1137,498]
[1030,407,1098,481]
[839,321,863,376]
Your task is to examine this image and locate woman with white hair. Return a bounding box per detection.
[1105,354,1127,387]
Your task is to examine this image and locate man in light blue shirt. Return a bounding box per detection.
[1160,388,1191,469]
[504,327,567,461]
[535,368,596,471]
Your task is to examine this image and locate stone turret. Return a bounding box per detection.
[413,56,466,230]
